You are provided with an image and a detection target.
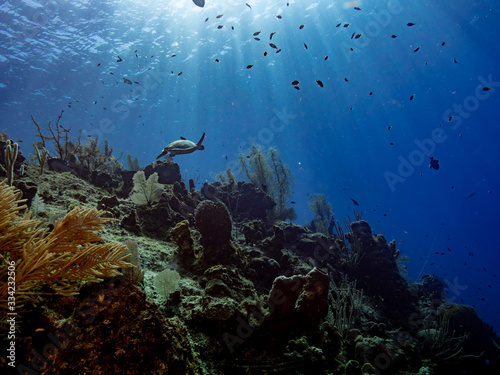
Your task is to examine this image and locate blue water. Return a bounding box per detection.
[1,0,499,332]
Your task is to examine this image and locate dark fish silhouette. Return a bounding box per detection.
[291,80,299,85]
[253,31,261,36]
[299,25,305,29]
[407,22,415,26]
[192,0,205,7]
[270,32,276,40]
[246,65,253,69]
[216,14,223,19]
[116,56,123,62]
[350,198,359,206]
[269,43,277,49]
[465,192,476,200]
[246,3,251,9]
[429,157,440,170]
[316,80,324,87]
[123,78,132,85]
[276,15,282,19]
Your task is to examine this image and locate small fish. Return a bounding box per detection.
[291,201,296,204]
[351,32,355,39]
[344,77,348,82]
[454,59,458,63]
[299,25,305,29]
[269,43,278,49]
[350,198,359,206]
[177,71,182,76]
[270,32,276,40]
[369,91,373,95]
[216,14,223,19]
[294,86,300,90]
[483,87,491,91]
[205,17,209,22]
[263,51,268,56]
[304,43,308,49]
[276,15,282,19]
[253,31,261,36]
[246,64,253,69]
[171,54,177,57]
[217,25,223,29]
[354,7,361,10]
[123,78,132,85]
[410,94,415,100]
[464,192,476,200]
[276,49,281,53]
[316,80,324,87]
[388,126,392,130]
[336,23,341,27]
[246,3,251,9]
[254,37,260,41]
[214,58,219,62]
[429,157,439,170]
[391,35,397,38]
[97,63,101,66]
[414,46,420,52]
[355,33,362,39]
[116,56,123,62]
[344,23,350,27]
[324,55,328,60]
[407,22,415,26]
[292,80,300,85]
[442,41,446,46]
[134,81,140,84]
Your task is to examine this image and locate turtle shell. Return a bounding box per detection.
[166,140,197,155]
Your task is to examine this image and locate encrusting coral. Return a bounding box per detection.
[0,181,131,314]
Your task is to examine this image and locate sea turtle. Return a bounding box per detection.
[156,132,205,159]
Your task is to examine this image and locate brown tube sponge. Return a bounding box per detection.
[195,200,232,245]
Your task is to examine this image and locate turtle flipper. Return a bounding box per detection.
[197,132,206,148]
[156,149,168,159]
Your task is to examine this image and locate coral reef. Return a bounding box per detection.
[15,278,201,375]
[4,138,500,375]
[0,182,131,316]
[194,200,236,266]
[238,145,295,221]
[308,193,333,235]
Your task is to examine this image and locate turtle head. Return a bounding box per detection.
[196,132,206,150]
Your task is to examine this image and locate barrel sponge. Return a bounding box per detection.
[195,200,232,245]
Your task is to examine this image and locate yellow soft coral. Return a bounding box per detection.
[0,181,131,312]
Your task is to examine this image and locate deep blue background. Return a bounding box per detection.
[1,0,499,332]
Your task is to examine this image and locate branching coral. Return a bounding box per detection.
[0,181,131,313]
[238,145,295,221]
[308,193,332,235]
